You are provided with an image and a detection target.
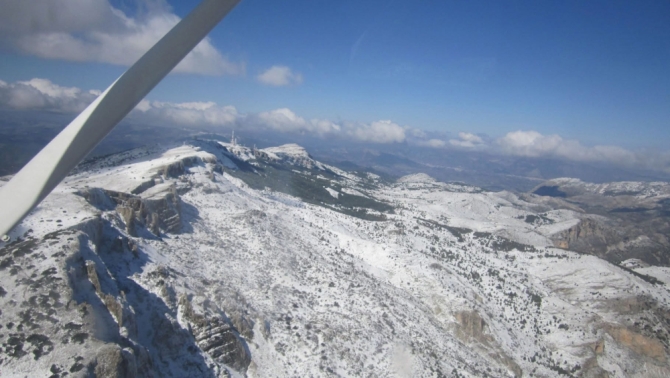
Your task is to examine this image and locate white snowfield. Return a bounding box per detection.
[324,187,339,198]
[261,143,312,159]
[1,141,669,377]
[261,143,328,171]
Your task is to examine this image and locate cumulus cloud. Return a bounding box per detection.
[0,78,97,112]
[257,66,303,86]
[253,110,404,143]
[257,108,307,131]
[256,108,337,135]
[449,132,485,148]
[498,130,636,164]
[0,0,244,75]
[138,101,240,126]
[348,120,406,144]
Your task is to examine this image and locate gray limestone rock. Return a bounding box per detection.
[94,344,137,378]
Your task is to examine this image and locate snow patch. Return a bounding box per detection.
[325,187,339,198]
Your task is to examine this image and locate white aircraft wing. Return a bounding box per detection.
[0,0,241,240]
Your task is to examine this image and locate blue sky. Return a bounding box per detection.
[157,0,670,147]
[0,0,668,166]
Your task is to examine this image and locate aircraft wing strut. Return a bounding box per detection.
[0,0,241,241]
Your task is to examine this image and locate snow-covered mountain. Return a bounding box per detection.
[1,140,669,377]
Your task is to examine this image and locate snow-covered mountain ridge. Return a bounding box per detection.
[1,140,669,377]
[535,178,670,199]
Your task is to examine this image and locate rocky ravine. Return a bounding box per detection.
[528,178,670,266]
[1,141,670,377]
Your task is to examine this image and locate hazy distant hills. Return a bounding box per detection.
[315,145,670,192]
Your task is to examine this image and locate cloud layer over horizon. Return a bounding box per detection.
[0,0,244,75]
[0,77,409,145]
[497,130,636,165]
[0,77,665,171]
[449,132,485,148]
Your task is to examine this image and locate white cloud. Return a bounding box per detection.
[449,132,485,148]
[0,78,96,112]
[256,108,339,135]
[135,99,152,112]
[410,128,427,138]
[257,66,303,86]
[459,132,483,144]
[348,120,406,144]
[253,111,405,143]
[6,77,653,165]
[0,0,244,76]
[139,100,240,126]
[498,130,636,164]
[258,108,307,130]
[311,119,342,135]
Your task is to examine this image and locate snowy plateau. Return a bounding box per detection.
[1,140,670,378]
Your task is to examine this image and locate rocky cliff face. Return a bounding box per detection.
[453,310,522,378]
[551,215,670,266]
[178,294,251,372]
[551,217,615,255]
[532,179,670,266]
[80,183,182,237]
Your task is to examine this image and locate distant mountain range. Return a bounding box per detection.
[3,115,669,191]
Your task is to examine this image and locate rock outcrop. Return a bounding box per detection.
[605,324,667,363]
[453,310,522,378]
[80,184,182,237]
[533,178,670,266]
[178,294,251,373]
[551,217,613,255]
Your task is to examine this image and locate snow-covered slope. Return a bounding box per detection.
[1,141,669,377]
[260,144,327,170]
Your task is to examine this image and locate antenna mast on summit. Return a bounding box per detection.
[0,0,242,241]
